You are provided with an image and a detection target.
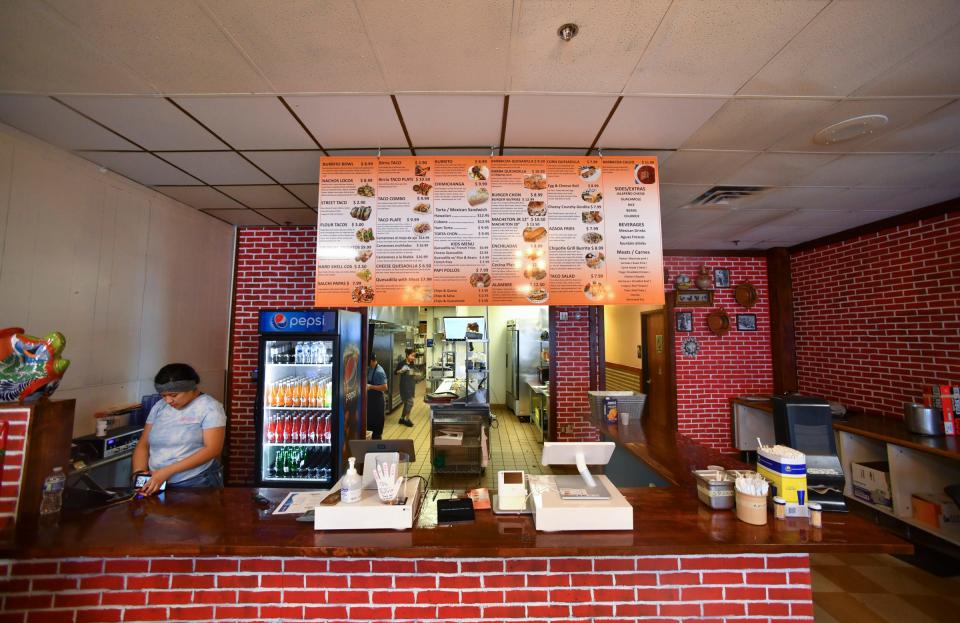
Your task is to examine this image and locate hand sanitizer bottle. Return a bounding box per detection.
[341,457,361,503]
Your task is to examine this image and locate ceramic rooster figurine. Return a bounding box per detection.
[0,328,70,403]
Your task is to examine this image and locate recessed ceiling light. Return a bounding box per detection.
[557,23,579,41]
[813,114,889,145]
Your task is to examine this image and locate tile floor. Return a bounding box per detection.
[811,552,960,622]
[380,382,553,490]
[381,383,960,621]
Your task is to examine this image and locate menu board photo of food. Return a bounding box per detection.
[315,156,663,307]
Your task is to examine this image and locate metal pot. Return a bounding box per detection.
[904,403,944,435]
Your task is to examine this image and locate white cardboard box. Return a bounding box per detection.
[531,475,633,532]
[851,461,892,509]
[314,478,422,530]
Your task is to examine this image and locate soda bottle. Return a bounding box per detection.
[325,379,332,408]
[266,414,276,443]
[40,467,66,519]
[299,414,309,444]
[306,414,317,443]
[280,415,289,443]
[321,414,330,443]
[291,379,300,408]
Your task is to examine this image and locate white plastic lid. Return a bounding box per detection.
[808,502,822,511]
[53,467,63,472]
[773,496,785,504]
[346,456,357,474]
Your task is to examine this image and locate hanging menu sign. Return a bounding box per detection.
[315,156,663,306]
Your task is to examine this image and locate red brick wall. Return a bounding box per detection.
[228,227,317,485]
[0,407,30,530]
[665,257,774,453]
[791,211,960,418]
[0,553,813,622]
[551,306,602,442]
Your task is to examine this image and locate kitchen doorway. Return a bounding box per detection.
[640,308,673,430]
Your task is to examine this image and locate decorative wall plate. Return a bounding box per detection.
[681,336,700,358]
[706,308,730,336]
[734,282,758,308]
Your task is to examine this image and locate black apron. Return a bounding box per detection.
[367,367,385,440]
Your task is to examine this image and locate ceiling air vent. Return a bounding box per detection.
[689,186,768,207]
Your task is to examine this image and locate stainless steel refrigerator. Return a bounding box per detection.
[505,319,543,420]
[372,322,415,412]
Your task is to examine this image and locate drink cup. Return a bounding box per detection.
[619,412,630,426]
[374,453,409,504]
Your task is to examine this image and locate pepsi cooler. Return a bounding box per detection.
[255,309,363,489]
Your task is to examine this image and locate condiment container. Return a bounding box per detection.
[735,490,768,525]
[773,496,786,520]
[808,502,823,528]
[694,470,735,510]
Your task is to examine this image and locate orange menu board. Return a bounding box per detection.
[316,156,663,306]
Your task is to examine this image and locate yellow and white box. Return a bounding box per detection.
[757,446,807,505]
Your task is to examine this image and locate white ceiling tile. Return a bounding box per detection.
[325,149,412,156]
[625,0,829,95]
[664,206,790,239]
[201,209,274,226]
[504,95,617,147]
[58,96,226,150]
[501,148,586,156]
[874,154,960,190]
[359,0,513,92]
[598,97,727,149]
[416,148,496,156]
[795,154,932,187]
[510,0,671,92]
[723,153,839,187]
[0,96,137,150]
[173,97,315,149]
[734,187,848,211]
[258,208,317,226]
[160,152,271,185]
[44,0,272,93]
[736,223,840,244]
[825,188,919,212]
[658,184,711,211]
[659,150,758,185]
[285,184,318,208]
[0,0,154,93]
[154,186,246,210]
[861,101,960,152]
[854,23,960,96]
[77,151,200,186]
[215,185,304,209]
[770,98,954,152]
[740,0,960,96]
[396,95,503,147]
[241,151,321,184]
[599,149,674,159]
[286,96,407,149]
[680,98,837,150]
[202,0,386,93]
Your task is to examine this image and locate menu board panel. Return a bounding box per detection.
[315,156,663,307]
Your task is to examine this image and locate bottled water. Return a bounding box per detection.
[40,466,66,517]
[295,342,303,364]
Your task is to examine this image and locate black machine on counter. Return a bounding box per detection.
[73,425,143,460]
[772,394,847,512]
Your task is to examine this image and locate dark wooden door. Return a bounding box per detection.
[641,310,670,428]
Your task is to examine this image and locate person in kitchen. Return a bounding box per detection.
[132,363,226,495]
[396,348,421,427]
[366,352,388,439]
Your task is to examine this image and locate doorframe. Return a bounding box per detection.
[639,305,676,431]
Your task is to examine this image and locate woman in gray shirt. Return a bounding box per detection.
[132,363,226,495]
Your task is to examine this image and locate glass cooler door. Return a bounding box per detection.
[260,337,336,487]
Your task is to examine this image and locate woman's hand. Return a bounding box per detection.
[138,468,170,496]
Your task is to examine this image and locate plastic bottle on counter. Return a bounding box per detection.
[40,466,66,519]
[341,457,361,503]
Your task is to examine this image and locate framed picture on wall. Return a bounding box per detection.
[676,311,693,333]
[714,268,731,288]
[674,289,713,307]
[736,314,757,331]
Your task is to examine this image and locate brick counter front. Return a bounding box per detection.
[0,553,813,622]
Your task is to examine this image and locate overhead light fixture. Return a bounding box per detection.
[557,23,579,42]
[813,114,888,145]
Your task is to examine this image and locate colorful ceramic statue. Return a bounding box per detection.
[0,328,70,403]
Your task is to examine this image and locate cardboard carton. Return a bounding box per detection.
[851,461,892,509]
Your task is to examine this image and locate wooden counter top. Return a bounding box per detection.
[0,483,909,559]
[834,413,960,461]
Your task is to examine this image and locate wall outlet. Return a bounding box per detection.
[559,311,568,321]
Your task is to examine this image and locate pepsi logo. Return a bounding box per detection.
[271,313,288,329]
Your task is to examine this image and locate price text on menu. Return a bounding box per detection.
[315,156,664,307]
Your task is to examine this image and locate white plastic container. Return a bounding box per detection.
[340,457,361,504]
